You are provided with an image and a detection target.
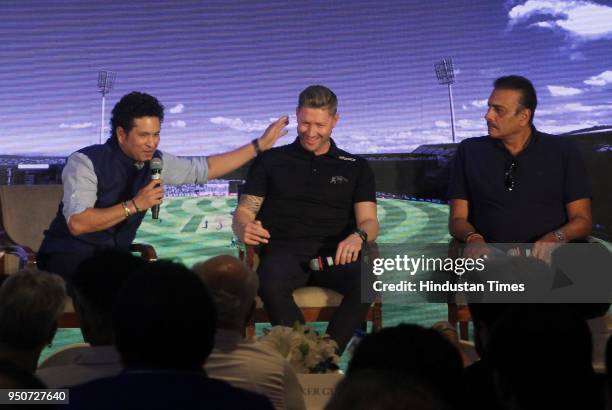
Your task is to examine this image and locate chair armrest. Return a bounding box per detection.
[130,243,157,261]
[239,244,259,269]
[0,241,36,272]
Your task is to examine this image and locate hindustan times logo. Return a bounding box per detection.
[372,255,485,276]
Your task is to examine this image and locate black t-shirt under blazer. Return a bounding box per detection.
[243,137,376,244]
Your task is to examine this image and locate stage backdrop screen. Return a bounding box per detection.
[1,0,610,156]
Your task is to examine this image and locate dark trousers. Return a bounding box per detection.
[257,241,371,353]
[37,251,92,282]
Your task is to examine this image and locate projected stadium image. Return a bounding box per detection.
[135,196,452,267]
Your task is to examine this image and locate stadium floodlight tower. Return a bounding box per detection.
[434,58,456,143]
[97,71,116,144]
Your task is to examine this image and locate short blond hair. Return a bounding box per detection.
[298,85,338,115]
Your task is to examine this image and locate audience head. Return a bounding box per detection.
[326,369,451,410]
[488,307,598,410]
[112,260,216,371]
[607,335,612,377]
[347,324,463,408]
[71,249,146,345]
[0,270,65,371]
[468,302,515,357]
[0,359,46,388]
[192,255,257,331]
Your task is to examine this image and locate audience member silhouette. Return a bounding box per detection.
[0,270,65,372]
[488,308,603,410]
[193,254,305,410]
[67,260,274,409]
[37,249,146,387]
[326,369,451,410]
[346,324,463,409]
[0,359,56,410]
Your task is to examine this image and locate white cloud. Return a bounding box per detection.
[539,120,600,134]
[569,51,586,61]
[471,99,488,108]
[547,85,583,96]
[59,122,93,129]
[210,116,273,132]
[584,70,612,86]
[509,0,612,40]
[479,68,504,77]
[435,120,449,128]
[170,120,186,128]
[535,108,555,116]
[564,102,612,112]
[457,119,486,130]
[531,21,554,29]
[169,103,184,114]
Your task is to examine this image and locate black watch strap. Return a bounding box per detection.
[251,138,262,156]
[354,228,368,242]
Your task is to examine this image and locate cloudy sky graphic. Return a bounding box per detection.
[0,0,610,156]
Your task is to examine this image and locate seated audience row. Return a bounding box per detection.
[1,252,611,410]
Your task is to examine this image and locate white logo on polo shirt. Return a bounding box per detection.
[330,176,349,184]
[338,155,356,161]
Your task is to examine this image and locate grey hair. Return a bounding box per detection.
[0,269,66,349]
[192,256,258,330]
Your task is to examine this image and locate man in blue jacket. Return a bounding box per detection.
[39,92,288,278]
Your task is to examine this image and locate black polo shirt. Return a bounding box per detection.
[243,137,376,243]
[448,128,591,243]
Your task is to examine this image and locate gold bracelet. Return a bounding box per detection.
[131,199,141,213]
[121,201,131,218]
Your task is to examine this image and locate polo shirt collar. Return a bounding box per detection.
[490,126,540,155]
[107,137,147,169]
[290,136,341,158]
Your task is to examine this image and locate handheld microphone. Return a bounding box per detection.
[150,157,163,220]
[309,256,336,271]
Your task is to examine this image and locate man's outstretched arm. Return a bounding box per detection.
[207,116,288,179]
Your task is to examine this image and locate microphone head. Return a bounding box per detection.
[309,258,321,271]
[150,157,163,172]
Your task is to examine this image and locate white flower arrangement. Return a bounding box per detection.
[259,323,340,374]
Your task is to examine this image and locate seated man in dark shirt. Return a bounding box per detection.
[232,85,379,353]
[67,261,273,410]
[448,75,592,261]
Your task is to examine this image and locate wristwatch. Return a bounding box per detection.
[354,228,368,243]
[251,138,262,156]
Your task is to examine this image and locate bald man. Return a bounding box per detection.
[193,256,305,410]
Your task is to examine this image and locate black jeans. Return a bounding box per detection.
[256,240,371,353]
